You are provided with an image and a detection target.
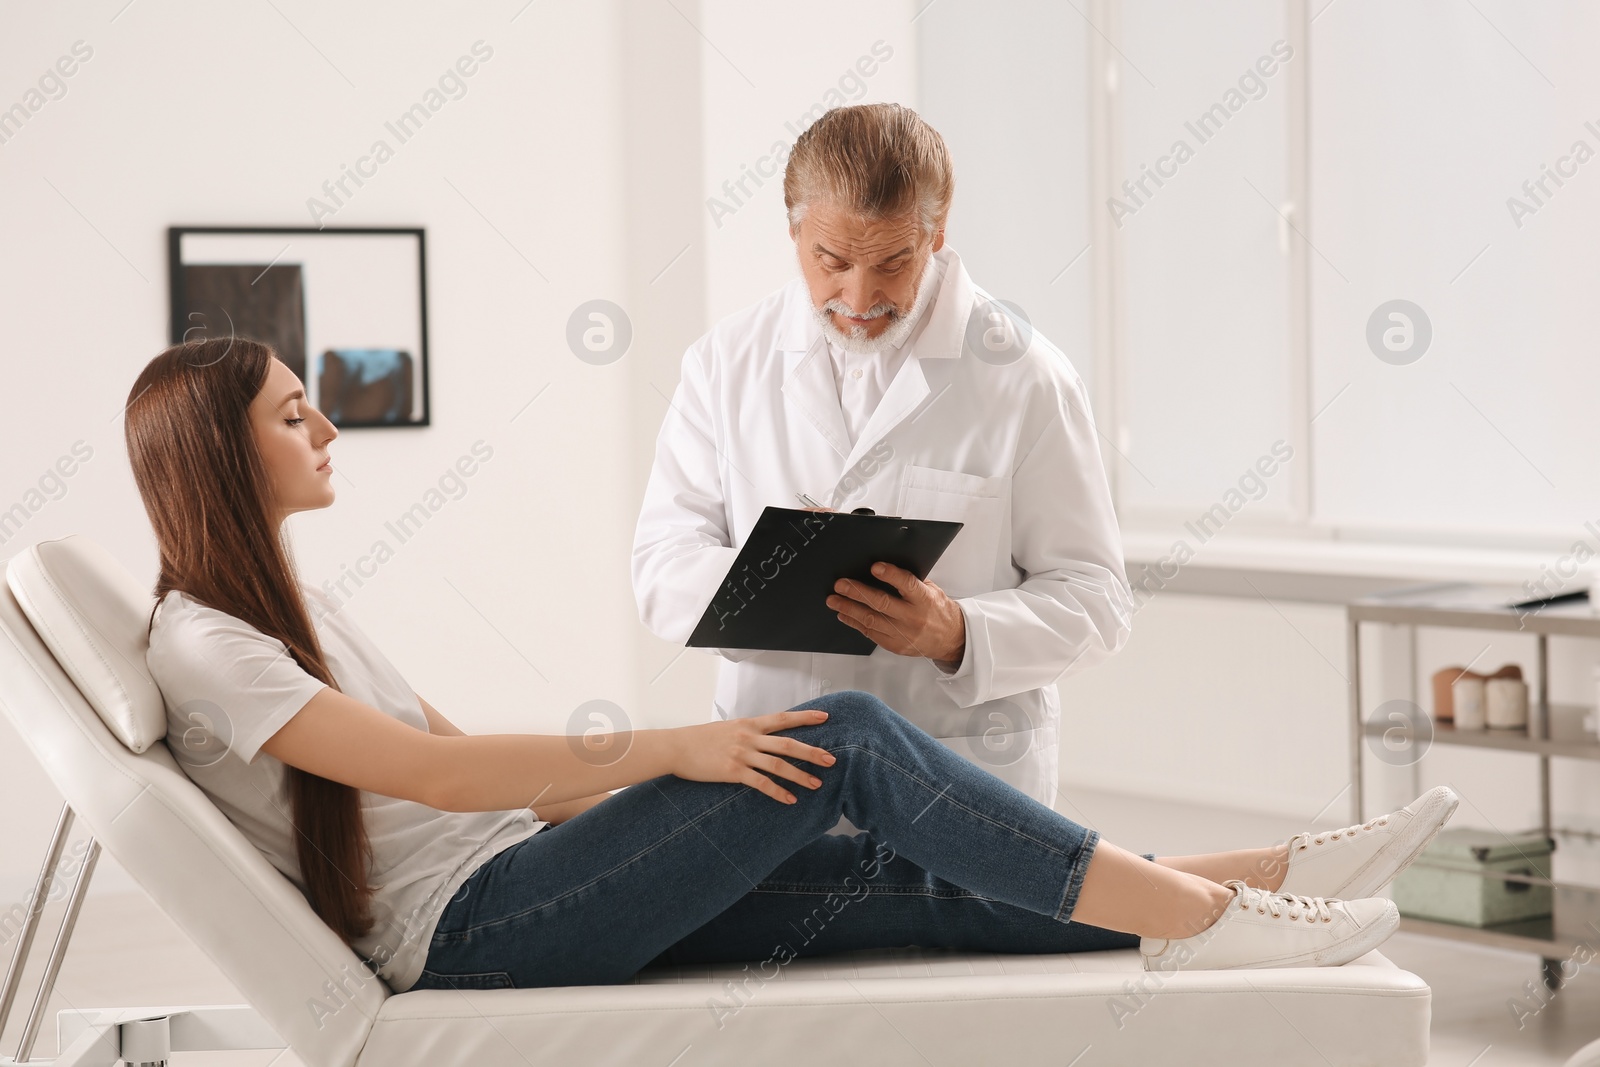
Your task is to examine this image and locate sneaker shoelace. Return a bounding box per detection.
[1230,882,1334,923]
[1292,813,1390,851]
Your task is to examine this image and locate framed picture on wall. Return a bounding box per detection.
[167,226,430,428]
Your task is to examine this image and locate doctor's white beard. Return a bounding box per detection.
[810,252,942,356]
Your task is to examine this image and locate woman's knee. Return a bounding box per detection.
[792,689,891,716]
[787,690,903,742]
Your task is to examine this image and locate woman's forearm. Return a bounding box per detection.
[427,729,680,812]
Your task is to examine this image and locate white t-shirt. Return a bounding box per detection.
[145,584,544,993]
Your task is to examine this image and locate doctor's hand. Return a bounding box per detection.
[827,562,967,669]
[668,709,837,805]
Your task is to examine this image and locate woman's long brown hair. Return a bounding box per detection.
[125,336,375,944]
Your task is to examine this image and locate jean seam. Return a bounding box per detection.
[835,742,1070,858]
[748,884,991,899]
[417,967,514,989]
[438,786,749,940]
[1054,827,1100,922]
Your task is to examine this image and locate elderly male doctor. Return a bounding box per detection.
[632,103,1132,808]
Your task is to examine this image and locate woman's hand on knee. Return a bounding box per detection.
[667,710,837,805]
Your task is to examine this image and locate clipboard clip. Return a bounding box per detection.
[796,490,874,516]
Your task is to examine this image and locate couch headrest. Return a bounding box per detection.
[6,535,166,753]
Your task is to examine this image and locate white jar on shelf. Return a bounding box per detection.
[1452,675,1487,731]
[1485,677,1528,730]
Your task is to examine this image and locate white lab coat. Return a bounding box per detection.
[631,246,1132,807]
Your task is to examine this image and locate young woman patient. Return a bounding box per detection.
[128,338,1458,994]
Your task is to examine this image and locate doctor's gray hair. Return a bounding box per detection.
[784,103,954,239]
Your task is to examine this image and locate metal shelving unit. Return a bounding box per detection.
[1347,582,1600,986]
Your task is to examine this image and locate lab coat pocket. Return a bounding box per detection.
[897,465,1009,598]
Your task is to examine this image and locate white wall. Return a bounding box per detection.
[916,0,1097,405]
[697,2,921,321]
[1310,1,1600,539]
[1113,0,1297,518]
[0,0,653,901]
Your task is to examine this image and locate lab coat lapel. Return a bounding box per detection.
[833,249,967,484]
[780,330,852,461]
[776,247,972,498]
[779,318,932,489]
[834,353,929,482]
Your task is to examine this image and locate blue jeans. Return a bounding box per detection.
[410,690,1139,991]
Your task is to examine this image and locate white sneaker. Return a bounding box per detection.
[1140,881,1399,971]
[1278,786,1460,900]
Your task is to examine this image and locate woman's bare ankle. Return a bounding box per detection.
[1151,843,1294,892]
[1265,843,1290,891]
[1150,879,1237,940]
[1242,843,1291,892]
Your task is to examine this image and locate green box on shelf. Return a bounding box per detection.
[1391,828,1554,928]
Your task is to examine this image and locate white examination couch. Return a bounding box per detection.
[0,536,1433,1066]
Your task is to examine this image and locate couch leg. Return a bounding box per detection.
[0,799,101,1065]
[118,1016,170,1067]
[0,1006,285,1066]
[0,803,76,1040]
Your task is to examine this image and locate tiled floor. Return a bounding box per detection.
[0,787,1594,1066]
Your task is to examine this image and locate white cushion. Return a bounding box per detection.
[6,534,165,752]
[360,947,1432,1067]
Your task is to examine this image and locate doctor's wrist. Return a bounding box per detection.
[931,600,967,671]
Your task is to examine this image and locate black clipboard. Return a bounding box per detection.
[687,506,963,656]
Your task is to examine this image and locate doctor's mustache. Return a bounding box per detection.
[821,297,900,320]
